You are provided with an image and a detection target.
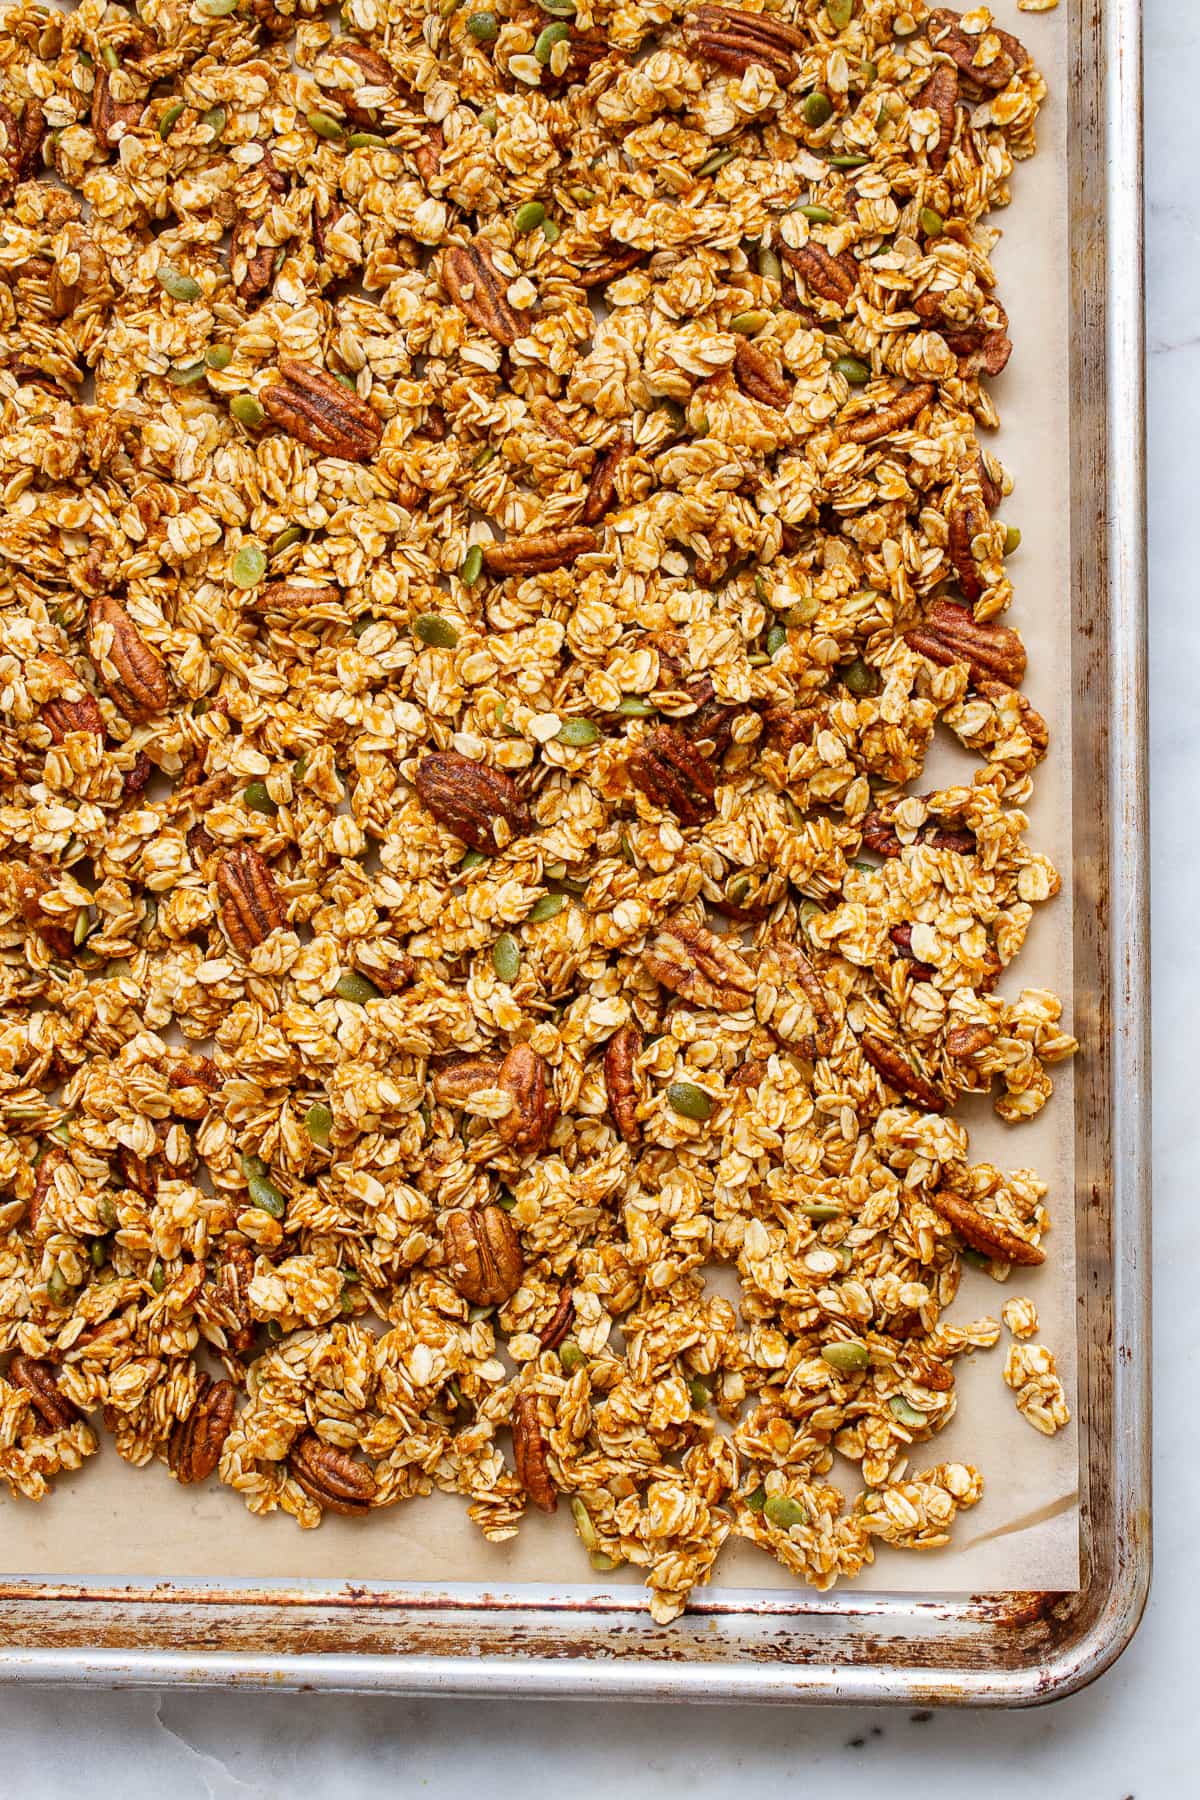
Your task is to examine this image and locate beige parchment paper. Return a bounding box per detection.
[1,1,1077,1601]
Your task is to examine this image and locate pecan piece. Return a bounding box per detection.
[263,359,382,462]
[904,598,1026,687]
[539,1289,575,1351]
[888,923,936,982]
[443,1205,524,1305]
[0,98,45,194]
[582,429,631,525]
[927,1189,1046,1267]
[414,751,531,853]
[729,1059,766,1089]
[497,1043,557,1154]
[90,68,141,149]
[213,1243,257,1354]
[860,1031,946,1114]
[684,6,808,86]
[733,337,791,410]
[442,239,522,346]
[644,914,754,1012]
[576,243,646,288]
[975,678,1049,758]
[627,724,716,825]
[916,64,959,173]
[946,488,990,602]
[604,1023,643,1144]
[330,41,395,125]
[254,581,341,617]
[123,750,153,798]
[11,859,75,958]
[168,1373,236,1484]
[414,123,444,185]
[977,452,1003,513]
[288,1432,377,1515]
[117,1143,157,1198]
[781,243,858,308]
[7,1353,80,1432]
[233,218,275,304]
[841,382,936,445]
[927,8,1029,95]
[511,1390,557,1513]
[481,526,598,577]
[651,635,741,755]
[216,846,287,955]
[432,1056,503,1106]
[767,940,836,1057]
[27,1144,65,1234]
[88,594,169,720]
[861,802,976,859]
[912,293,1012,379]
[945,1022,993,1060]
[311,196,344,266]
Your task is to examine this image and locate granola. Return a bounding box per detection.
[0,0,1072,1623]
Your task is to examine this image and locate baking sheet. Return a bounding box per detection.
[1,0,1077,1600]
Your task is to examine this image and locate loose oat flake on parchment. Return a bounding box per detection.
[0,0,1074,1623]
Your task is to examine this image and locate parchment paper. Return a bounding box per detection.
[1,1,1077,1598]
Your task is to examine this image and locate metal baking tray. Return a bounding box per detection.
[0,0,1147,1703]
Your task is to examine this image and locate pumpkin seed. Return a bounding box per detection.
[687,1377,710,1410]
[491,932,521,982]
[335,972,381,1004]
[833,355,871,385]
[744,1484,767,1512]
[156,265,201,302]
[826,0,854,27]
[514,201,546,232]
[158,100,187,138]
[539,0,576,12]
[555,718,600,746]
[730,309,770,335]
[270,524,305,556]
[784,595,820,625]
[204,342,233,369]
[842,656,878,696]
[569,184,596,206]
[412,613,460,648]
[169,360,207,386]
[47,1264,72,1307]
[919,206,944,238]
[800,1201,843,1220]
[757,246,782,284]
[91,1237,108,1267]
[821,1340,870,1373]
[242,780,277,815]
[304,1102,333,1147]
[697,146,738,177]
[1004,525,1022,555]
[101,44,120,68]
[764,1494,808,1529]
[348,131,389,149]
[231,542,267,588]
[797,203,833,222]
[479,108,498,134]
[666,1081,713,1121]
[589,1551,618,1572]
[97,1194,118,1230]
[459,849,488,871]
[534,22,569,62]
[559,1340,586,1373]
[150,1260,166,1293]
[460,544,484,585]
[528,892,567,922]
[804,92,833,128]
[197,0,238,12]
[307,110,345,140]
[570,1495,598,1549]
[829,152,870,168]
[466,10,498,40]
[201,106,227,137]
[889,1395,928,1428]
[541,219,562,244]
[240,1152,286,1218]
[229,393,265,428]
[617,695,655,716]
[766,624,788,658]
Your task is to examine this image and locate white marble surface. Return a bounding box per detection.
[0,4,1188,1791]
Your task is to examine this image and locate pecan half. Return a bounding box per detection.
[576,243,647,288]
[442,239,522,346]
[216,846,286,954]
[539,1289,575,1351]
[946,488,990,602]
[288,1432,377,1515]
[330,41,395,125]
[168,1373,236,1484]
[88,594,169,720]
[841,382,936,445]
[213,1243,257,1354]
[928,1189,1046,1266]
[767,940,835,1057]
[781,243,858,308]
[90,68,141,149]
[0,98,45,194]
[443,1205,524,1305]
[860,1031,946,1113]
[861,802,976,859]
[644,914,754,1012]
[604,1023,643,1144]
[927,8,1028,95]
[944,1022,993,1060]
[912,293,1012,379]
[254,581,341,617]
[627,724,716,825]
[977,452,1003,513]
[27,1144,65,1234]
[904,598,1026,687]
[233,218,274,304]
[482,526,597,577]
[432,1057,503,1106]
[263,359,382,462]
[582,429,631,525]
[312,196,343,266]
[414,751,531,853]
[11,859,75,958]
[733,337,791,410]
[7,1352,80,1432]
[497,1043,557,1154]
[975,678,1049,758]
[414,123,444,186]
[511,1390,557,1513]
[684,6,808,86]
[916,64,959,173]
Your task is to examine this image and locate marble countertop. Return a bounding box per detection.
[1,3,1185,1791]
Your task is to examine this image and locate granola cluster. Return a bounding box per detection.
[0,0,1073,1620]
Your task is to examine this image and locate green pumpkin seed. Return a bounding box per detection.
[589,1551,618,1572]
[150,1260,166,1293]
[804,92,833,128]
[697,146,738,177]
[514,200,546,233]
[961,1246,992,1270]
[534,21,569,62]
[491,932,521,982]
[617,695,655,717]
[201,105,227,136]
[1003,525,1022,555]
[479,107,498,134]
[307,110,345,140]
[798,897,823,930]
[569,184,596,206]
[833,355,871,386]
[231,542,267,588]
[335,972,381,1004]
[348,131,389,149]
[266,1319,285,1340]
[156,265,201,302]
[270,524,305,556]
[460,544,484,585]
[797,203,833,223]
[829,152,870,168]
[919,206,944,238]
[666,1081,713,1122]
[541,219,562,244]
[459,848,488,871]
[730,309,770,335]
[724,872,752,908]
[559,1340,586,1373]
[242,780,277,815]
[230,393,265,428]
[466,9,498,39]
[756,247,782,286]
[744,1483,767,1512]
[97,1194,118,1229]
[169,360,208,386]
[471,445,496,470]
[764,1494,808,1530]
[494,1189,517,1212]
[197,0,238,13]
[101,44,120,69]
[304,1101,333,1147]
[205,342,233,369]
[842,656,878,696]
[158,100,187,138]
[821,1339,869,1373]
[412,613,460,649]
[860,59,878,86]
[570,1495,598,1549]
[91,1237,108,1268]
[47,1264,72,1307]
[826,0,854,26]
[889,1395,928,1429]
[539,0,576,12]
[800,1201,843,1220]
[687,1377,710,1410]
[766,624,788,658]
[555,718,600,747]
[528,892,566,923]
